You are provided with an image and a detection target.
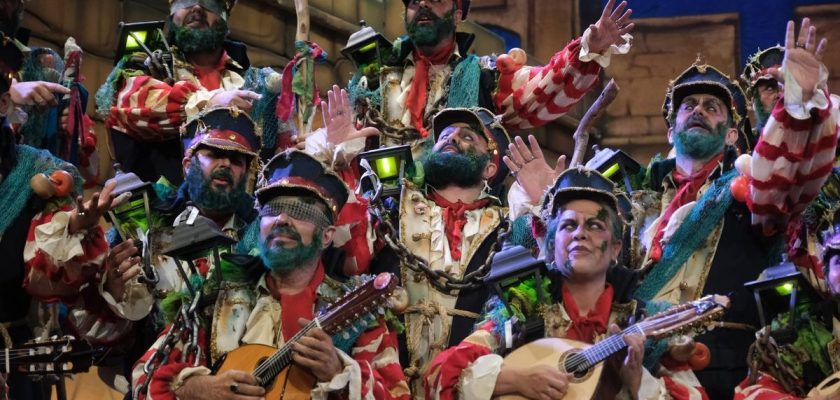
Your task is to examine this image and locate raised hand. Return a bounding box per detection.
[503,135,567,205]
[68,179,124,234]
[322,84,380,146]
[9,79,70,107]
[208,89,262,111]
[768,18,829,103]
[291,318,343,382]
[588,0,635,55]
[103,239,141,301]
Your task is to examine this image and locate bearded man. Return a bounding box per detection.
[321,0,633,164]
[132,150,409,400]
[621,19,838,398]
[99,0,280,185]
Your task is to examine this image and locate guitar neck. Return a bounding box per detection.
[252,317,325,383]
[572,325,643,371]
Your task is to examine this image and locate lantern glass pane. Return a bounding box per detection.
[125,31,147,51]
[113,197,150,240]
[375,156,399,179]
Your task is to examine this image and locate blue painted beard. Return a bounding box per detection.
[185,161,247,215]
[673,115,729,160]
[258,225,322,274]
[170,17,228,54]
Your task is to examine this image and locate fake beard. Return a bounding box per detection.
[422,149,490,189]
[752,96,772,132]
[258,225,322,274]
[405,7,456,47]
[673,117,728,160]
[170,17,228,54]
[185,161,247,214]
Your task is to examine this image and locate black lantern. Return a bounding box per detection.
[162,214,236,296]
[485,245,547,352]
[358,144,413,199]
[105,164,154,243]
[340,20,392,77]
[114,20,169,66]
[585,147,642,194]
[745,261,818,343]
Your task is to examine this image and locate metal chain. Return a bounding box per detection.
[359,97,444,143]
[132,312,186,399]
[368,185,510,295]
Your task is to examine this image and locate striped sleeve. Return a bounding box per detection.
[493,37,601,130]
[131,326,209,400]
[106,74,201,142]
[734,373,801,400]
[748,90,838,234]
[424,329,498,400]
[349,320,410,400]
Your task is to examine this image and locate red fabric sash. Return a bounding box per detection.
[266,262,325,342]
[404,41,455,138]
[561,284,614,343]
[649,154,723,263]
[427,191,491,261]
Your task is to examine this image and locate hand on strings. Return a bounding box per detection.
[292,318,343,382]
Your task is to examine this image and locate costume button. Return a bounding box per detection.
[412,233,422,241]
[229,134,237,140]
[484,209,494,217]
[679,281,689,291]
[411,194,421,202]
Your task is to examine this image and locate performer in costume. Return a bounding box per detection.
[98,0,282,184]
[425,168,708,400]
[312,0,634,167]
[131,150,409,400]
[624,19,837,398]
[0,33,122,400]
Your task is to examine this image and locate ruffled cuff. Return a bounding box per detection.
[185,88,224,121]
[311,349,362,400]
[304,127,366,170]
[25,211,86,263]
[781,62,830,120]
[507,182,541,220]
[458,354,503,400]
[98,274,154,321]
[171,366,212,393]
[579,28,632,68]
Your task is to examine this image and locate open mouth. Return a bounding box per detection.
[441,144,461,153]
[186,13,208,27]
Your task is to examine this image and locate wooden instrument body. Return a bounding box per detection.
[809,371,840,398]
[497,337,602,400]
[216,344,316,400]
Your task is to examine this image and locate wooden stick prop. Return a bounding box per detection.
[569,79,620,167]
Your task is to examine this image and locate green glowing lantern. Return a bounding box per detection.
[358,145,413,199]
[745,261,818,343]
[114,20,168,66]
[341,20,392,78]
[585,147,642,194]
[105,164,154,244]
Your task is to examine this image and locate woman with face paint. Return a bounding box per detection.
[424,168,710,400]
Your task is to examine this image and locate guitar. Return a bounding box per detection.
[214,272,397,399]
[499,294,731,400]
[1,336,105,375]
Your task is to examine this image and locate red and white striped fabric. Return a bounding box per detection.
[107,75,200,142]
[494,37,602,130]
[734,373,803,400]
[749,90,839,235]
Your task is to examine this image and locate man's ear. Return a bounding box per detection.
[0,93,10,117]
[667,127,674,145]
[320,226,336,249]
[725,127,738,146]
[482,161,498,181]
[610,240,622,262]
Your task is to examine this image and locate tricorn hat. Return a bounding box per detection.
[181,106,261,160]
[540,166,630,225]
[741,45,784,92]
[431,107,512,188]
[255,150,349,222]
[402,0,470,20]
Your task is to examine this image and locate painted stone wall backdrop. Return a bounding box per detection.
[796,5,840,95]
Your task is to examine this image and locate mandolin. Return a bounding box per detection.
[1,336,105,375]
[214,272,397,399]
[499,294,731,400]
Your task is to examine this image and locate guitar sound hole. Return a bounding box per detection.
[558,350,593,383]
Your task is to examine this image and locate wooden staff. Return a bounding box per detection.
[569,78,620,167]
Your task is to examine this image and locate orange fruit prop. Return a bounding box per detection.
[688,342,711,370]
[730,175,750,203]
[49,170,73,198]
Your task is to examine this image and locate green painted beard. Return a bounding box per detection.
[422,149,490,189]
[171,18,228,53]
[185,161,247,214]
[673,119,728,160]
[752,96,772,132]
[405,8,456,47]
[258,225,322,274]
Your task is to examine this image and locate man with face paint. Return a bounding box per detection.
[0,33,126,400]
[131,150,409,400]
[100,0,280,185]
[734,213,840,400]
[626,19,839,398]
[319,0,634,163]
